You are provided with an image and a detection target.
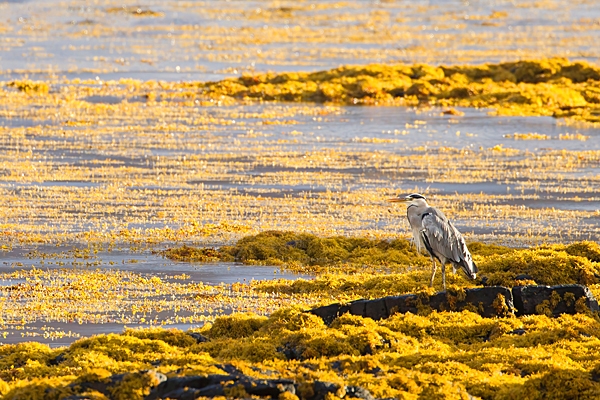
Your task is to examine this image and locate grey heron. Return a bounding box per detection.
[388,193,477,290]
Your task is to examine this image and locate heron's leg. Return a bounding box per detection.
[429,257,437,287]
[441,262,447,291]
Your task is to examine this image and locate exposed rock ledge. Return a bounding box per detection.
[52,364,377,400]
[309,285,599,324]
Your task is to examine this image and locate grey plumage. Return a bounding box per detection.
[389,193,477,290]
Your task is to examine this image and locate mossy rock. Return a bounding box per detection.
[158,245,229,263]
[563,241,600,262]
[478,247,600,287]
[201,58,600,122]
[222,231,426,271]
[206,313,268,339]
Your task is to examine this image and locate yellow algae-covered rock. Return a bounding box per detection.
[2,377,79,400]
[505,58,571,83]
[511,368,600,400]
[477,247,600,287]
[7,80,50,95]
[122,327,200,348]
[405,81,439,98]
[0,342,59,381]
[263,306,327,332]
[1,307,600,399]
[200,336,283,362]
[200,58,600,122]
[0,379,9,396]
[563,241,600,262]
[107,370,166,400]
[206,313,268,339]
[218,230,426,272]
[68,334,179,368]
[158,245,226,263]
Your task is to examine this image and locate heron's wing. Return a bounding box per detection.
[421,209,477,278]
[421,210,460,262]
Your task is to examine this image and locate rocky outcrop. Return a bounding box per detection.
[56,364,375,400]
[146,362,375,399]
[512,284,599,317]
[46,370,167,399]
[146,374,296,399]
[146,373,375,400]
[309,285,599,324]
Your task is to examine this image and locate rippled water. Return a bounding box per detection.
[1,0,599,81]
[0,246,310,346]
[0,247,303,285]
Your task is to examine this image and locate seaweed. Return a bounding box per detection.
[200,58,600,123]
[162,231,427,274]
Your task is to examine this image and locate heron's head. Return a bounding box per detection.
[388,193,427,206]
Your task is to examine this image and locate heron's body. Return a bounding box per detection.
[390,193,477,290]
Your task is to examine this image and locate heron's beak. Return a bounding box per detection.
[387,197,406,203]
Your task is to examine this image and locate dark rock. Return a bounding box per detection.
[148,387,199,400]
[349,299,368,317]
[188,332,209,343]
[56,364,371,400]
[309,286,514,324]
[241,377,296,397]
[331,360,343,372]
[512,284,599,317]
[147,373,295,400]
[429,287,515,317]
[428,291,451,311]
[147,375,229,400]
[216,363,243,376]
[515,274,534,281]
[55,370,166,399]
[308,285,597,325]
[364,298,389,320]
[345,385,376,400]
[49,352,67,366]
[384,294,419,315]
[307,303,350,325]
[309,381,340,400]
[277,342,305,360]
[509,328,527,335]
[366,366,383,375]
[464,286,515,317]
[195,383,226,397]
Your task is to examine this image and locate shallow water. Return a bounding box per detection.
[1,102,599,242]
[0,247,303,285]
[0,246,311,346]
[1,0,599,81]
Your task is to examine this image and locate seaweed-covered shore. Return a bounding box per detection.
[3,0,600,397]
[1,233,600,399]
